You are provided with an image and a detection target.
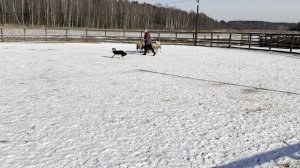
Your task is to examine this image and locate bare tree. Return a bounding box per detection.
[0,0,227,30]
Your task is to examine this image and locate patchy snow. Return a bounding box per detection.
[0,42,300,168]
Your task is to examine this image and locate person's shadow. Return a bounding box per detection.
[217,142,300,168]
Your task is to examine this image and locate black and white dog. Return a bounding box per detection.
[112,48,127,58]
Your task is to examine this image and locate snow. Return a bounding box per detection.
[0,42,300,167]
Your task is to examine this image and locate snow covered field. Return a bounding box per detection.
[0,42,300,168]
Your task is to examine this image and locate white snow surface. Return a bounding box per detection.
[0,43,300,168]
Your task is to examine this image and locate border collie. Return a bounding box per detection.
[112,48,127,58]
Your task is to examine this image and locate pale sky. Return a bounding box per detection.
[135,0,299,23]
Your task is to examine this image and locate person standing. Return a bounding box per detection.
[143,29,156,56]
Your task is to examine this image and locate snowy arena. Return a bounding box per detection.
[0,43,300,167]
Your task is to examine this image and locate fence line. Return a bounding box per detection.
[1,27,300,54]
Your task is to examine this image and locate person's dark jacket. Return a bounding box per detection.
[144,31,152,45]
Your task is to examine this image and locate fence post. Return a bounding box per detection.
[248,33,252,49]
[198,32,202,46]
[259,35,262,47]
[229,33,232,48]
[123,30,125,43]
[45,29,47,40]
[290,35,294,53]
[210,32,213,47]
[1,28,3,42]
[65,29,68,41]
[175,32,178,44]
[85,30,88,42]
[193,33,195,45]
[241,34,244,45]
[105,30,107,40]
[158,32,160,41]
[269,34,273,51]
[23,28,26,41]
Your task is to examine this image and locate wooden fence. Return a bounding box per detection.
[1,28,300,54]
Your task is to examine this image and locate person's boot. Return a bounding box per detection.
[153,52,156,56]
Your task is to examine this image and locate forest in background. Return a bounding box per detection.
[0,0,298,31]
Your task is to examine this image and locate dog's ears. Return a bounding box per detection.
[112,48,116,51]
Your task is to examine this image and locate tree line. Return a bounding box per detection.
[0,0,222,30]
[0,0,298,31]
[290,22,300,31]
[223,21,297,31]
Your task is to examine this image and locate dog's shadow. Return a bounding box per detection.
[101,56,121,59]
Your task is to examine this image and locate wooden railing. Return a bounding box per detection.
[1,27,300,54]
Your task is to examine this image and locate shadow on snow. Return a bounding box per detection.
[217,142,300,168]
[135,69,300,96]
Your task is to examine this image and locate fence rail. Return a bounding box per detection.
[1,28,300,54]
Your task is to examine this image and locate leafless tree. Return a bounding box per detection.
[0,0,225,30]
